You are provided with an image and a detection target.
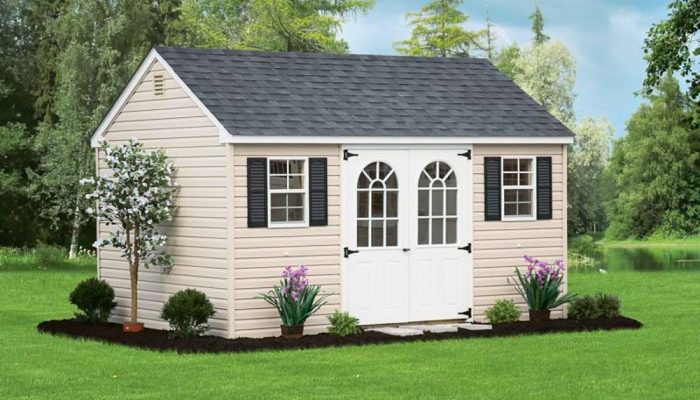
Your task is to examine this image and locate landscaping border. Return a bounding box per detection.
[37,317,642,354]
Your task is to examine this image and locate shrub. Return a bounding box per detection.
[595,293,621,318]
[258,265,330,327]
[568,295,599,319]
[327,310,360,336]
[512,256,576,311]
[161,289,215,338]
[34,243,66,266]
[69,278,116,323]
[485,299,521,324]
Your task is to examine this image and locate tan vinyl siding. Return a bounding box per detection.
[472,144,567,321]
[233,144,341,338]
[96,60,230,336]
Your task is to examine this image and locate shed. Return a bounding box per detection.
[91,47,573,338]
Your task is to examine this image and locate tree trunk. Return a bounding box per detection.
[130,261,138,323]
[68,195,81,259]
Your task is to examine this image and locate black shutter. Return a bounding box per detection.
[308,158,328,226]
[536,157,552,220]
[247,158,267,228]
[484,157,501,221]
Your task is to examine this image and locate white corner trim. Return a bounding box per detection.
[90,48,231,148]
[220,135,574,145]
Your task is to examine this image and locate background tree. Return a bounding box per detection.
[606,75,700,239]
[529,5,550,45]
[167,0,248,48]
[643,0,700,101]
[568,116,614,235]
[394,0,486,57]
[244,0,373,52]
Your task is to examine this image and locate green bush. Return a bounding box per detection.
[69,278,116,323]
[160,289,215,338]
[595,293,621,318]
[327,310,360,336]
[34,243,66,266]
[485,299,521,324]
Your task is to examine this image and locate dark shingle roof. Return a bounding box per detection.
[155,47,573,138]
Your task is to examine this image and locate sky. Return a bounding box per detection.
[340,0,672,137]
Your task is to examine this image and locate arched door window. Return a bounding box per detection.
[418,161,457,245]
[357,162,398,247]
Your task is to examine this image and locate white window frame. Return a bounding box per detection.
[267,157,309,228]
[501,156,537,221]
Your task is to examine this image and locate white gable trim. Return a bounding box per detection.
[219,135,574,145]
[90,48,231,148]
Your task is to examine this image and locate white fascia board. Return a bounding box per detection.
[219,135,574,145]
[90,48,231,148]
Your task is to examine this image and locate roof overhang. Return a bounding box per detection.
[219,135,574,145]
[90,48,231,148]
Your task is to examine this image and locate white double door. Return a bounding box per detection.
[343,147,472,325]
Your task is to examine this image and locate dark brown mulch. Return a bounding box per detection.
[37,316,642,354]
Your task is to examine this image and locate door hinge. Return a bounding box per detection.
[458,150,471,160]
[458,243,472,253]
[459,308,472,319]
[344,247,359,258]
[343,150,358,160]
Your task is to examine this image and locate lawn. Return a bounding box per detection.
[1,250,699,399]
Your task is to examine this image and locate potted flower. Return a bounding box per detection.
[511,256,576,322]
[258,265,329,339]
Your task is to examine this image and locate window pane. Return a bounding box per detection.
[446,218,457,244]
[371,181,384,189]
[371,191,384,217]
[287,193,304,207]
[271,193,286,207]
[519,173,531,186]
[357,172,370,189]
[418,190,429,217]
[446,190,457,216]
[357,191,368,218]
[419,171,430,187]
[519,159,532,171]
[418,219,429,245]
[289,160,304,173]
[518,189,532,202]
[270,176,287,189]
[288,175,303,189]
[424,162,437,178]
[385,172,397,189]
[504,203,517,216]
[503,173,518,186]
[438,162,451,178]
[444,171,456,187]
[432,189,443,216]
[357,220,369,247]
[271,208,286,222]
[503,159,518,171]
[431,218,443,244]
[386,191,398,218]
[378,162,392,180]
[269,160,287,174]
[371,220,384,247]
[518,203,532,216]
[431,180,444,189]
[504,189,517,202]
[386,220,398,247]
[287,207,304,222]
[364,163,378,179]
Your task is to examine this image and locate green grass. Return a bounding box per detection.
[2,252,700,399]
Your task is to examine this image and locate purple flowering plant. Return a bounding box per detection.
[511,255,576,311]
[258,265,329,326]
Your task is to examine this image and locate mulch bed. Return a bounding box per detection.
[37,316,642,354]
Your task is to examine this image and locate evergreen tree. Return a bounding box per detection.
[394,0,486,58]
[529,5,549,45]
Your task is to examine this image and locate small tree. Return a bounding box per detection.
[82,139,176,328]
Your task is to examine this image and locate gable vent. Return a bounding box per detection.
[153,73,165,95]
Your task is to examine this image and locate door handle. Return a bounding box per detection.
[402,248,411,252]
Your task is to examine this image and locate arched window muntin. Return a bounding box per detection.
[357,161,398,248]
[417,161,458,246]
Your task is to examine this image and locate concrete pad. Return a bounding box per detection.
[454,323,493,331]
[403,324,459,333]
[367,327,424,337]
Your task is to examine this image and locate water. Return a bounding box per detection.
[570,246,700,272]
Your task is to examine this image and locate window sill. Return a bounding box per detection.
[501,215,536,222]
[267,222,309,229]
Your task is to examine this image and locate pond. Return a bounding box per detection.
[569,245,700,272]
